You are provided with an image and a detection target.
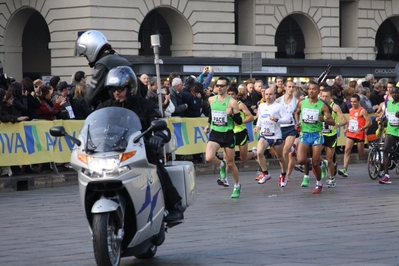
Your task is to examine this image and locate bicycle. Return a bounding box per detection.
[367,139,384,180]
[367,127,399,180]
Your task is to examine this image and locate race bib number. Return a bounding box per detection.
[260,121,275,136]
[302,108,319,124]
[212,110,227,126]
[65,106,75,119]
[322,122,332,133]
[348,119,358,132]
[387,111,399,126]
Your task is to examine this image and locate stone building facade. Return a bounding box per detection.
[0,0,398,82]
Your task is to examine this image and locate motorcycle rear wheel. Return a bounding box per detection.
[92,212,122,266]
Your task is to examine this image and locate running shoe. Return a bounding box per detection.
[327,178,336,188]
[278,174,282,186]
[217,178,229,187]
[301,176,309,187]
[338,168,348,177]
[280,174,288,187]
[379,175,392,184]
[312,185,323,194]
[294,164,305,173]
[254,172,263,181]
[257,172,271,184]
[321,160,328,179]
[231,185,242,198]
[219,159,226,178]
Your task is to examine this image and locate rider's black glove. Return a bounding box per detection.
[149,135,163,149]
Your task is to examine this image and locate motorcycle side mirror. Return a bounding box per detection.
[151,120,167,131]
[49,126,82,147]
[133,119,168,143]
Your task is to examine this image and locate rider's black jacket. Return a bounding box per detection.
[97,94,182,209]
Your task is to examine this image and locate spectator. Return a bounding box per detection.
[38,86,65,120]
[138,74,150,97]
[168,71,180,82]
[340,86,355,113]
[197,66,214,89]
[364,73,375,90]
[0,88,29,122]
[334,75,344,89]
[49,76,60,91]
[170,77,187,117]
[163,86,175,118]
[369,81,385,106]
[182,79,202,118]
[331,85,344,106]
[71,83,92,119]
[275,76,285,98]
[69,71,86,99]
[163,79,171,89]
[250,79,264,114]
[51,81,75,119]
[21,77,41,120]
[9,82,28,117]
[359,87,375,113]
[147,76,171,114]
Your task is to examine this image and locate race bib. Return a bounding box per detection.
[260,120,275,136]
[212,110,227,126]
[302,108,319,124]
[348,119,358,132]
[387,111,399,126]
[65,106,75,119]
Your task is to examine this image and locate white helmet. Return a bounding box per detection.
[75,30,109,63]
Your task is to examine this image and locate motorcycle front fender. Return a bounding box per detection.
[91,198,119,213]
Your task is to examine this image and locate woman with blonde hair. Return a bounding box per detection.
[71,82,91,119]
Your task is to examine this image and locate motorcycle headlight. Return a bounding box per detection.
[78,152,136,178]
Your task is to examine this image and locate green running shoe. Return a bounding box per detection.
[301,176,309,187]
[338,168,348,177]
[321,160,328,179]
[231,185,241,198]
[219,160,227,179]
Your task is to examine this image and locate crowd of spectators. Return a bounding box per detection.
[0,69,91,176]
[0,64,393,175]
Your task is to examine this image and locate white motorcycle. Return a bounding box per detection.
[50,107,196,266]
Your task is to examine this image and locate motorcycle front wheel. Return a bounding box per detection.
[135,244,157,259]
[92,212,122,266]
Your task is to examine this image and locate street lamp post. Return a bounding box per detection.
[150,34,164,117]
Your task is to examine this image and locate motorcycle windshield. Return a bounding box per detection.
[80,107,142,153]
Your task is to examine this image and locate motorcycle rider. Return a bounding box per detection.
[75,30,147,108]
[96,65,184,223]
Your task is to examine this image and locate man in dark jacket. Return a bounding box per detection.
[97,66,184,223]
[182,78,202,117]
[75,30,132,108]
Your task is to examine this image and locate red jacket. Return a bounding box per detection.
[38,99,61,120]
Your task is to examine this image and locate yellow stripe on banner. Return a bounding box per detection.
[0,114,376,167]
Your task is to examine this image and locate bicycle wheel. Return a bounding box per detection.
[368,146,382,180]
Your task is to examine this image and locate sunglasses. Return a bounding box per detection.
[215,84,227,88]
[110,87,126,93]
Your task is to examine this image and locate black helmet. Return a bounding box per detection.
[105,66,138,95]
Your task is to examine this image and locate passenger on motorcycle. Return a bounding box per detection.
[96,65,184,223]
[75,30,148,108]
